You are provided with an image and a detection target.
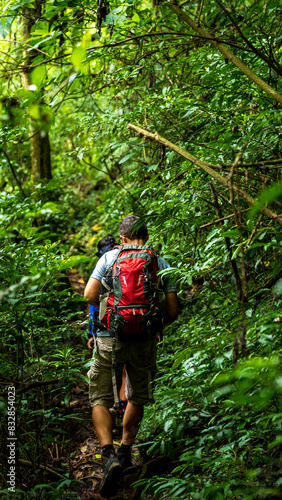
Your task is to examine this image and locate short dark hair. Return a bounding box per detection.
[97,235,116,249]
[119,215,148,240]
[96,235,116,257]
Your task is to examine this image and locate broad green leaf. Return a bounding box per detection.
[231,242,243,260]
[71,46,86,69]
[10,0,35,10]
[58,255,89,271]
[250,182,282,218]
[119,152,136,164]
[0,16,14,38]
[31,66,47,90]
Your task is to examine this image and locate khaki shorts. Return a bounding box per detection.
[87,337,157,407]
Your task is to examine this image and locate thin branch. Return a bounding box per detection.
[214,0,282,76]
[210,182,243,300]
[199,209,250,228]
[81,158,145,208]
[168,1,282,106]
[0,378,59,397]
[153,168,190,195]
[197,0,204,24]
[218,159,282,168]
[0,31,249,74]
[2,150,27,198]
[127,123,282,226]
[227,153,247,302]
[245,213,263,249]
[18,459,65,479]
[246,270,282,299]
[87,31,249,54]
[208,163,271,184]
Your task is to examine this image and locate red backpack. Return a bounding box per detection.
[99,245,161,338]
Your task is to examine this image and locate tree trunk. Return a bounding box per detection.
[21,2,52,182]
[30,132,52,182]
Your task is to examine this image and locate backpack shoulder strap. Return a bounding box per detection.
[100,247,122,288]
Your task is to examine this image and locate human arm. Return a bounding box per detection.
[164,291,179,323]
[84,278,101,307]
[155,292,178,342]
[84,249,117,307]
[87,337,94,351]
[156,256,178,323]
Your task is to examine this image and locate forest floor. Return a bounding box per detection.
[59,383,160,500]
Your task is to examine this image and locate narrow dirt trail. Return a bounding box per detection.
[62,271,171,499]
[65,386,151,500]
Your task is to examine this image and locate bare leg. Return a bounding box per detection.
[92,405,113,447]
[122,401,143,446]
[119,365,127,401]
[95,405,123,498]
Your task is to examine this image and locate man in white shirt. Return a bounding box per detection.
[84,215,178,497]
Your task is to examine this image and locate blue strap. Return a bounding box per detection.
[89,305,99,337]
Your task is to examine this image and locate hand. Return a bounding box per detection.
[155,333,162,343]
[87,337,94,351]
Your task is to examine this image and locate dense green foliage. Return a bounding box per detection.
[1,0,282,498]
[139,293,282,499]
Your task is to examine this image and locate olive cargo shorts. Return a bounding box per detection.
[87,337,157,407]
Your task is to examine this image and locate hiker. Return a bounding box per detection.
[86,235,128,419]
[84,215,178,498]
[87,235,117,351]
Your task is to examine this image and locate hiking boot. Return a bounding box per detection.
[117,447,134,470]
[99,455,123,498]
